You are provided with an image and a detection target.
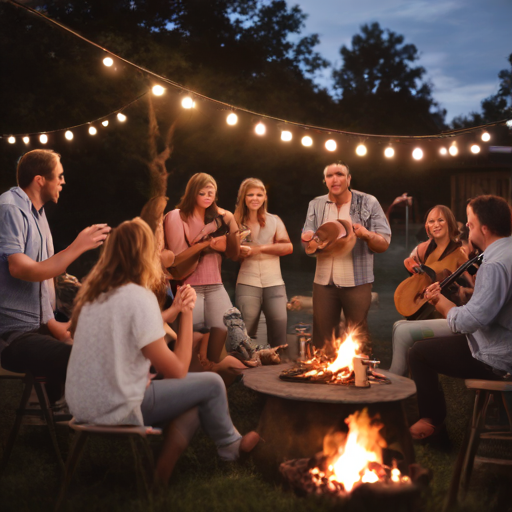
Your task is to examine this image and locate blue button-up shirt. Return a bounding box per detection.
[0,187,55,339]
[447,236,512,373]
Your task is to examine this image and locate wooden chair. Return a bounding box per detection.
[444,378,512,511]
[55,418,162,510]
[0,366,64,475]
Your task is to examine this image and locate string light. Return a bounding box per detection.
[255,122,266,136]
[102,120,109,127]
[471,144,481,154]
[226,113,238,126]
[412,148,423,160]
[23,136,29,144]
[281,131,292,142]
[325,139,336,151]
[507,120,512,128]
[301,136,313,147]
[439,147,448,155]
[8,136,15,144]
[181,96,195,109]
[481,132,491,142]
[88,126,97,135]
[65,130,73,140]
[103,57,113,67]
[384,147,394,158]
[449,145,458,156]
[356,144,367,156]
[152,85,165,96]
[40,134,48,144]
[117,113,127,122]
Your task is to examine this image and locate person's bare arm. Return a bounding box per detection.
[8,224,110,282]
[353,223,389,253]
[47,319,72,343]
[241,242,293,257]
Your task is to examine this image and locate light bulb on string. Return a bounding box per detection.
[152,85,165,96]
[439,147,448,155]
[384,147,394,158]
[412,148,423,160]
[325,139,336,151]
[88,126,97,136]
[255,122,266,136]
[481,132,490,142]
[356,144,367,156]
[103,57,113,67]
[181,96,195,109]
[117,113,127,122]
[507,120,512,128]
[471,144,481,154]
[226,113,238,126]
[449,145,458,156]
[40,134,48,144]
[281,131,292,142]
[301,136,313,147]
[8,136,15,144]
[23,136,29,144]
[102,120,109,127]
[65,130,74,141]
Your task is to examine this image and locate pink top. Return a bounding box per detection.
[163,209,223,286]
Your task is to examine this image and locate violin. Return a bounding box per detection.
[394,253,483,320]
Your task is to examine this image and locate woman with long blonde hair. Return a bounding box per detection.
[234,178,293,346]
[66,218,259,484]
[164,173,239,364]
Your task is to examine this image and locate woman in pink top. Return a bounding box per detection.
[164,173,239,363]
[234,178,293,346]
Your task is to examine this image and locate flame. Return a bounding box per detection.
[326,333,360,374]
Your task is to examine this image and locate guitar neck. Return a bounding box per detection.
[438,253,483,290]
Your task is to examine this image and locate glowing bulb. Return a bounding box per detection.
[301,136,313,147]
[40,134,48,144]
[449,145,458,156]
[255,122,266,136]
[226,113,238,125]
[103,57,113,67]
[65,130,74,140]
[412,148,423,160]
[88,126,97,136]
[356,144,367,156]
[439,147,448,155]
[8,136,15,144]
[471,144,481,154]
[152,85,165,96]
[281,131,292,142]
[507,119,512,128]
[181,97,195,109]
[117,113,127,122]
[384,147,394,158]
[481,132,490,142]
[102,120,109,127]
[325,139,336,151]
[23,136,29,144]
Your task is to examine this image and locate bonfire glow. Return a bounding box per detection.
[326,334,360,374]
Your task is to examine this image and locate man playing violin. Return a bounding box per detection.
[408,195,512,440]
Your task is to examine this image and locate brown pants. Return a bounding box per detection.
[312,282,372,353]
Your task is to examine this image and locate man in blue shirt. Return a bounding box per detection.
[0,149,110,402]
[408,195,512,440]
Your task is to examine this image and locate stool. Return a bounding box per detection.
[0,367,64,475]
[444,379,512,510]
[55,418,162,510]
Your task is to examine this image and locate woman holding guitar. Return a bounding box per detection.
[164,173,239,365]
[390,205,470,376]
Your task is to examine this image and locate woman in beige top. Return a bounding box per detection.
[234,178,293,347]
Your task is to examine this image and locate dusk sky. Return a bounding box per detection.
[294,0,512,123]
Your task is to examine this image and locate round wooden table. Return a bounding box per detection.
[242,362,417,478]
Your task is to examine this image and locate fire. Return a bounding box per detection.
[326,333,360,374]
[309,409,409,493]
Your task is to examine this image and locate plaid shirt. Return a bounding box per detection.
[302,190,391,287]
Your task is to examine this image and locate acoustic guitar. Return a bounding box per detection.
[394,253,483,320]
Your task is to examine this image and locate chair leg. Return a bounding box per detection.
[55,431,88,512]
[33,380,64,471]
[130,436,154,500]
[0,378,33,475]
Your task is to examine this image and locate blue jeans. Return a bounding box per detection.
[140,372,240,448]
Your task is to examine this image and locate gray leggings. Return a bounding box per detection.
[235,284,288,347]
[191,284,232,331]
[141,372,240,449]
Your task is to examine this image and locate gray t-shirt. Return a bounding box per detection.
[66,283,165,425]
